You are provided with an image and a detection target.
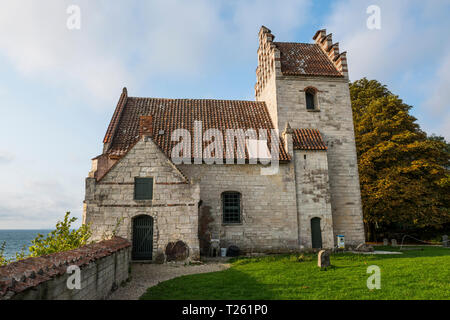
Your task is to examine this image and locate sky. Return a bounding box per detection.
[0,0,449,229]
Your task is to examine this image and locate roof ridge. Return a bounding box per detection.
[274,41,315,45]
[128,97,265,103]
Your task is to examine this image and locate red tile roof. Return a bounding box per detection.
[292,128,327,150]
[104,97,291,162]
[274,42,343,77]
[104,87,128,144]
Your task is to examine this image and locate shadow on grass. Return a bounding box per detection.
[369,246,450,259]
[140,267,278,300]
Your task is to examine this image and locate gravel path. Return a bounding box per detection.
[108,261,230,300]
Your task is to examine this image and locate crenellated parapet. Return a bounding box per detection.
[255,26,282,98]
[313,29,348,79]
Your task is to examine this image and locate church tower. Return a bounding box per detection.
[255,26,366,245]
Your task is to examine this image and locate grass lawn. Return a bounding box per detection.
[140,246,450,300]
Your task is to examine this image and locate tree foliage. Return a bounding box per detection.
[0,242,7,266]
[0,212,91,266]
[350,78,450,239]
[29,212,91,257]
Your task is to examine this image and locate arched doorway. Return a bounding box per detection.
[132,215,154,260]
[311,217,323,249]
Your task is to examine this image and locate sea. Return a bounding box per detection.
[0,230,52,260]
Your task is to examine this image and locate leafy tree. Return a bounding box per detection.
[0,213,91,266]
[350,78,450,240]
[29,212,92,257]
[0,242,7,266]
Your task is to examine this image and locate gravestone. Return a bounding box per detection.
[165,240,189,262]
[443,235,449,248]
[383,239,388,246]
[317,250,330,268]
[391,239,398,247]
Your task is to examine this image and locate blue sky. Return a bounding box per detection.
[0,0,449,229]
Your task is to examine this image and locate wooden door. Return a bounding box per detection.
[132,215,153,260]
[311,217,323,249]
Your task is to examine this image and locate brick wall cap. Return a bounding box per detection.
[0,237,131,298]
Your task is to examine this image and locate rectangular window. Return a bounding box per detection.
[134,177,153,200]
[223,192,241,224]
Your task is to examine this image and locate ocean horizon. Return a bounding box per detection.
[0,229,53,260]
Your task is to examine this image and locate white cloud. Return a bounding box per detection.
[0,0,311,103]
[326,0,421,80]
[325,0,450,139]
[0,177,82,229]
[0,0,312,229]
[0,1,133,103]
[0,151,14,164]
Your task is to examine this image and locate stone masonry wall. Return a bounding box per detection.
[178,163,299,253]
[84,137,201,261]
[0,237,130,300]
[257,72,279,130]
[293,150,334,248]
[275,76,366,245]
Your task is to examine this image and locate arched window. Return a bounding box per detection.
[222,192,241,224]
[305,87,318,110]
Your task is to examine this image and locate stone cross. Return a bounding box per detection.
[383,238,388,246]
[443,235,449,248]
[391,239,398,247]
[318,250,330,268]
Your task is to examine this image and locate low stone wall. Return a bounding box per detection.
[0,237,131,300]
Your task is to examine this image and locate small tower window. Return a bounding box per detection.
[305,87,318,110]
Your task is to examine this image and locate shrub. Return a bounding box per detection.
[0,242,7,266]
[101,217,124,241]
[28,212,92,257]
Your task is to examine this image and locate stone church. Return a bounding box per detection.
[83,27,366,261]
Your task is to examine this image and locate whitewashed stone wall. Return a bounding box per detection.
[293,150,334,248]
[178,163,299,253]
[83,137,201,260]
[274,76,365,245]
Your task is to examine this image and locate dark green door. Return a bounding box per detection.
[311,217,323,249]
[132,215,153,260]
